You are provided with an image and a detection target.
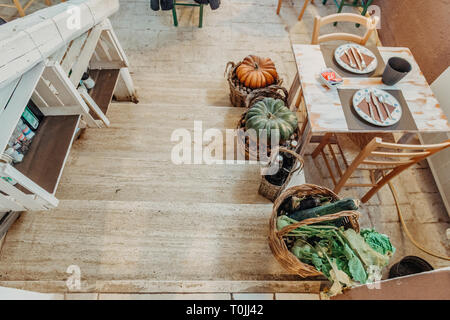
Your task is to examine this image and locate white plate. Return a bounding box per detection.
[352,88,402,127]
[334,44,377,74]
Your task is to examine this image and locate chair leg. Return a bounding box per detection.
[333,0,345,26]
[172,3,178,27]
[276,0,282,15]
[357,0,374,27]
[312,133,333,159]
[328,143,343,177]
[361,164,413,203]
[298,0,310,21]
[334,138,379,195]
[321,149,337,185]
[13,0,25,17]
[199,4,203,28]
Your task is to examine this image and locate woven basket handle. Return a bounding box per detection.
[0,153,13,164]
[224,61,235,78]
[245,85,289,108]
[271,146,304,175]
[277,210,360,237]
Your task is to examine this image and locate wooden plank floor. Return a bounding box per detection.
[0,100,321,293]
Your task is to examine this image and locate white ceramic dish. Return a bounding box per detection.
[352,88,402,127]
[319,68,343,89]
[334,44,377,74]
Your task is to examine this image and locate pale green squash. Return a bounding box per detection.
[245,98,298,140]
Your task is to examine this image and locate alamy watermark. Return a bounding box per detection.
[66,264,81,291]
[367,5,381,29]
[170,121,289,175]
[66,5,81,31]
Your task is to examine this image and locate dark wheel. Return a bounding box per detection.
[389,256,434,279]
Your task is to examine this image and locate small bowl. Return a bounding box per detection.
[319,68,343,89]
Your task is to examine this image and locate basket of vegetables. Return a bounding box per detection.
[258,146,304,202]
[225,55,282,108]
[236,87,300,161]
[269,184,396,297]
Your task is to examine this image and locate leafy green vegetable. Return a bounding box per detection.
[343,229,391,268]
[361,229,395,255]
[348,255,367,284]
[277,215,395,297]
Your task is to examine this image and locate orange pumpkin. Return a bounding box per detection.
[236,55,278,89]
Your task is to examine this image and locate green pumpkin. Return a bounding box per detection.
[245,98,298,140]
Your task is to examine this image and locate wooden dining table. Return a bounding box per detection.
[288,44,450,155]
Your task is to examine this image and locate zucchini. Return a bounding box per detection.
[288,198,359,222]
[297,196,321,211]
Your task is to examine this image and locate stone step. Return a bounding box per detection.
[0,280,322,294]
[0,200,305,286]
[106,102,242,128]
[132,86,230,106]
[130,72,229,89]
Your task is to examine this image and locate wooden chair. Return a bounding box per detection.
[172,0,204,28]
[323,0,374,26]
[311,134,450,203]
[0,0,64,18]
[276,0,314,21]
[290,13,376,114]
[311,12,376,45]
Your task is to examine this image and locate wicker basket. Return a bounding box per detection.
[236,86,299,161]
[225,61,283,108]
[268,184,360,278]
[258,147,304,202]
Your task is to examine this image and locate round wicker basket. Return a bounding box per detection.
[225,61,283,108]
[258,147,304,202]
[236,86,299,161]
[268,184,360,278]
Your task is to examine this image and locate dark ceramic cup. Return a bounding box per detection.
[382,57,412,85]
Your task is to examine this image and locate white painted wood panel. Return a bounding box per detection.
[419,67,450,214]
[69,22,105,86]
[0,79,19,117]
[0,0,120,88]
[0,62,45,154]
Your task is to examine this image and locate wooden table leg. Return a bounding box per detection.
[287,72,300,109]
[298,120,312,156]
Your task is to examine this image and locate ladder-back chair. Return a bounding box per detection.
[323,0,374,26]
[312,135,450,203]
[291,13,376,115]
[311,12,376,45]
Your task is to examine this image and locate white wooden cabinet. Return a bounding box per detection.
[0,0,136,213]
